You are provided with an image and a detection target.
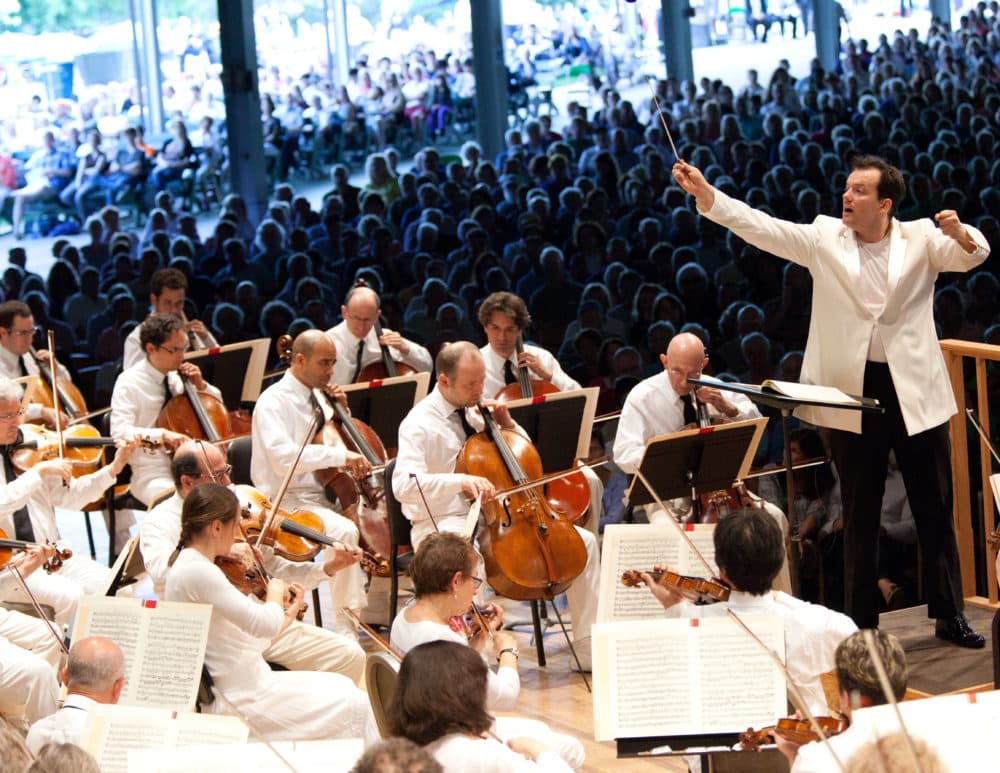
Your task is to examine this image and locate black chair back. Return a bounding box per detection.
[227,435,253,486]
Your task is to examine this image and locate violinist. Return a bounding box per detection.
[0,376,138,624]
[392,342,601,671]
[122,267,218,370]
[389,532,585,769]
[251,330,372,634]
[110,313,220,506]
[0,300,69,430]
[477,291,603,536]
[641,508,856,716]
[163,482,379,744]
[0,542,62,724]
[141,441,366,683]
[325,284,431,385]
[783,630,908,771]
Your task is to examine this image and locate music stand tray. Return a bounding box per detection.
[625,418,767,509]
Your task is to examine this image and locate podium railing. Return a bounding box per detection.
[941,339,1000,608]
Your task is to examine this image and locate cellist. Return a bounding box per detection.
[0,300,69,430]
[324,283,431,385]
[0,375,139,624]
[110,313,221,506]
[392,342,600,671]
[477,291,603,538]
[251,330,372,635]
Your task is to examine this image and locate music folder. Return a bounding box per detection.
[182,337,271,408]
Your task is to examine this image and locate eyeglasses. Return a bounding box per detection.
[7,328,36,338]
[0,409,24,421]
[201,465,233,481]
[157,345,186,355]
[467,575,484,590]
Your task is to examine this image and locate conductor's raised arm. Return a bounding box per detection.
[672,160,715,212]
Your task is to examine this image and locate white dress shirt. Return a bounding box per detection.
[325,320,431,386]
[856,234,890,362]
[0,346,72,423]
[427,734,573,773]
[480,343,580,400]
[612,370,760,474]
[25,693,95,754]
[110,358,221,506]
[123,320,219,370]
[667,590,857,716]
[250,371,347,499]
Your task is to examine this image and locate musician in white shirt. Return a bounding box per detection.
[0,300,70,430]
[326,284,430,386]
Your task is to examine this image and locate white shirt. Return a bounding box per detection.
[324,320,431,387]
[390,601,520,711]
[612,370,761,474]
[110,358,222,502]
[251,371,346,499]
[427,734,572,773]
[141,492,327,597]
[667,590,857,715]
[480,343,580,400]
[123,319,219,370]
[856,234,890,362]
[25,693,95,754]
[0,346,72,423]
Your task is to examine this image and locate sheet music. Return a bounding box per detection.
[597,524,717,622]
[128,739,365,773]
[71,597,211,711]
[592,616,786,742]
[82,705,248,773]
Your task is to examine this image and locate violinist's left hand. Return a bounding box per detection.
[480,400,515,430]
[771,725,804,765]
[323,542,362,575]
[694,386,738,418]
[378,329,410,355]
[515,351,552,382]
[10,543,56,578]
[283,582,307,618]
[108,437,141,477]
[178,362,207,390]
[641,565,685,610]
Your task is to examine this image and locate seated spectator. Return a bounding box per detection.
[11,131,74,240]
[147,120,195,197]
[59,129,108,224]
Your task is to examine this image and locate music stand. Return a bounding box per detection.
[504,387,599,471]
[625,418,766,512]
[104,536,144,597]
[689,378,883,596]
[183,337,270,409]
[340,372,431,452]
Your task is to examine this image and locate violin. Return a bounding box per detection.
[10,424,120,475]
[156,372,233,444]
[234,484,389,575]
[492,335,591,526]
[214,548,308,621]
[620,569,731,604]
[0,527,72,573]
[311,391,392,576]
[457,402,587,601]
[739,715,848,752]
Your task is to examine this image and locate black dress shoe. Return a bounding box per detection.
[935,615,986,648]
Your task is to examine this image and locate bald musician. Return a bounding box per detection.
[392,342,601,671]
[251,330,372,632]
[0,300,70,430]
[325,284,431,386]
[141,440,366,683]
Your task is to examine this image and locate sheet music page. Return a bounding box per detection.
[83,705,247,773]
[760,380,858,404]
[597,524,717,622]
[128,739,365,773]
[71,597,211,711]
[592,615,785,742]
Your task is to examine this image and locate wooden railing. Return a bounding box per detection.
[941,339,1000,609]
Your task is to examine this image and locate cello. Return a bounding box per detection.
[493,334,591,526]
[157,372,233,445]
[457,402,587,601]
[354,314,417,383]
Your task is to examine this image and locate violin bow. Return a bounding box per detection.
[860,629,923,773]
[6,562,69,656]
[46,331,68,488]
[341,606,403,661]
[725,608,845,771]
[634,468,717,579]
[489,456,610,500]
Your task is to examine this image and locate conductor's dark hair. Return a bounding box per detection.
[713,507,784,595]
[850,154,907,217]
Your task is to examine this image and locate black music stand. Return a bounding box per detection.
[625,418,766,515]
[689,378,883,596]
[184,337,270,410]
[506,389,596,472]
[340,372,430,452]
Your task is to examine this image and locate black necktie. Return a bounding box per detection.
[1,441,34,541]
[455,408,477,438]
[681,393,697,426]
[503,359,517,385]
[162,376,173,408]
[350,339,365,382]
[18,357,28,377]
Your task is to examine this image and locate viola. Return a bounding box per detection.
[457,402,587,601]
[620,569,731,604]
[493,335,591,526]
[355,315,416,383]
[739,715,847,752]
[312,391,392,576]
[0,527,72,573]
[156,373,233,444]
